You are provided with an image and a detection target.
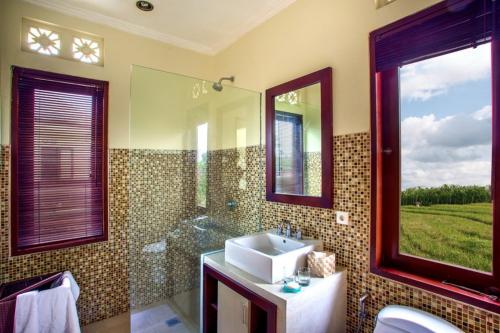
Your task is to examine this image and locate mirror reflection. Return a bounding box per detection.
[274,83,321,196]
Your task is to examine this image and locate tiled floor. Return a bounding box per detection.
[168,288,200,331]
[83,291,199,333]
[131,302,191,333]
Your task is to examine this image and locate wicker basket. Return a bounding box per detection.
[307,251,336,278]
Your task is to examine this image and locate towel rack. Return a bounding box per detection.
[0,272,64,333]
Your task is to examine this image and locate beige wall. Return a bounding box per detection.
[0,0,443,148]
[130,65,199,150]
[0,0,215,148]
[214,0,441,136]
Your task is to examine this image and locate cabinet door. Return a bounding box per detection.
[217,282,250,333]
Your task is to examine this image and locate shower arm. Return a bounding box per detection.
[217,76,234,84]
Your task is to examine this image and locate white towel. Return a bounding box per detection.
[61,271,80,302]
[50,272,79,301]
[38,282,81,333]
[14,272,81,333]
[14,291,39,333]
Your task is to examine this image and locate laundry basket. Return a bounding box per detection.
[0,272,63,333]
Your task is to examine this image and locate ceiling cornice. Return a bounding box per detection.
[21,0,217,55]
[21,0,297,56]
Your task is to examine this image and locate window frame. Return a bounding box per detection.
[11,67,109,255]
[265,67,333,208]
[370,2,500,313]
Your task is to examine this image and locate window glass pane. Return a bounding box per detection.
[275,111,304,194]
[273,83,322,196]
[399,43,493,272]
[197,123,208,208]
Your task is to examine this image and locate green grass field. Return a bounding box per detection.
[400,203,492,272]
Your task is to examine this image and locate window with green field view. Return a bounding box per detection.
[399,43,493,272]
[197,123,208,208]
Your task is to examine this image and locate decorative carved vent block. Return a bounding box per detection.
[27,27,61,56]
[73,37,101,64]
[22,18,104,66]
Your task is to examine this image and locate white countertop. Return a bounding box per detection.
[203,249,346,306]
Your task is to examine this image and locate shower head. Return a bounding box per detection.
[212,76,234,92]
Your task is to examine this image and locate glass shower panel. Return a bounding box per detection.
[128,65,261,333]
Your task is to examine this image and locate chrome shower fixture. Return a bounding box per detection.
[212,76,235,91]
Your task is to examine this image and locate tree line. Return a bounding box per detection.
[401,184,491,206]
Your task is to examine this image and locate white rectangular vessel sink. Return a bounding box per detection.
[225,231,323,283]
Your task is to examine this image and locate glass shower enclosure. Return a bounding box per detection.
[128,65,262,332]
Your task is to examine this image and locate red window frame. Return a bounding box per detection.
[11,67,109,255]
[370,1,500,313]
[265,68,333,208]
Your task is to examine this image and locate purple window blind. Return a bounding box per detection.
[11,67,108,255]
[372,0,499,72]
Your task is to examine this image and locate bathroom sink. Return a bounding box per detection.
[225,231,323,283]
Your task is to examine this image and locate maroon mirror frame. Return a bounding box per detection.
[265,67,333,208]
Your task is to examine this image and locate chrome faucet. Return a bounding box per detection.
[285,222,292,238]
[277,220,300,239]
[276,223,283,235]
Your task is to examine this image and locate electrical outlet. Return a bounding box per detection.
[336,211,349,225]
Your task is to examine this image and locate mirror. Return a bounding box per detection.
[265,68,332,208]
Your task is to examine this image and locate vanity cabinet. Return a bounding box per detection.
[203,264,277,333]
[203,252,346,333]
[217,282,249,333]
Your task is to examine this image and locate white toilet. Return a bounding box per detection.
[373,305,463,333]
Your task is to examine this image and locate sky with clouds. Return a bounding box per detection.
[400,43,492,189]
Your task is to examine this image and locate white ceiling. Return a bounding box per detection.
[22,0,297,55]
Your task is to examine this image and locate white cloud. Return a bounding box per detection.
[403,159,491,189]
[400,44,491,101]
[401,106,492,189]
[473,105,492,120]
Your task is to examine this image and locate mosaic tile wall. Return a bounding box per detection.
[2,132,499,331]
[304,151,321,197]
[206,147,262,236]
[0,146,129,326]
[128,147,262,308]
[258,132,500,333]
[128,149,198,308]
